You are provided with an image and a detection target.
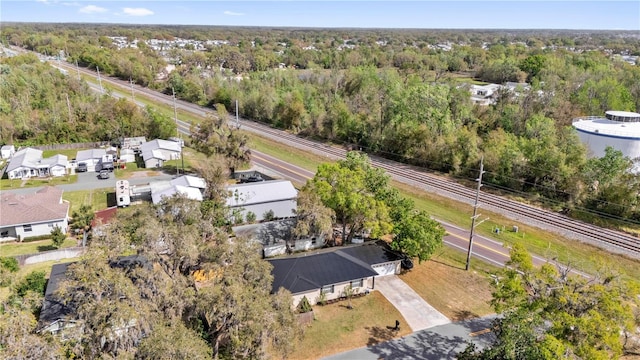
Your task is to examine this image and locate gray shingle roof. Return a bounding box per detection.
[0,186,69,226]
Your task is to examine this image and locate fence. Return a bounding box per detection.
[27,141,111,152]
[14,246,85,266]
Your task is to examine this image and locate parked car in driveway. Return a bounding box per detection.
[98,170,110,179]
[77,162,88,172]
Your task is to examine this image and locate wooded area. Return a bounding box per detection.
[1,24,639,224]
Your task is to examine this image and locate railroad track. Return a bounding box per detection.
[55,59,640,259]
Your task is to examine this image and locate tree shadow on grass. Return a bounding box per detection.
[365,326,397,347]
[453,310,479,321]
[37,245,57,252]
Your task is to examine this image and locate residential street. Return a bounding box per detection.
[0,171,176,196]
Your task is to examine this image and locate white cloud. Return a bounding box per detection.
[62,2,81,6]
[224,11,245,16]
[122,7,154,17]
[79,5,108,14]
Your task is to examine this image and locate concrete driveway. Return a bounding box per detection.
[375,275,450,331]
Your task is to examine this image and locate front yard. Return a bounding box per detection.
[286,291,411,360]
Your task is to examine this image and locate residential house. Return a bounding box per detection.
[75,149,106,172]
[38,255,150,335]
[0,186,70,241]
[91,206,118,238]
[150,175,207,204]
[1,144,15,159]
[233,219,325,257]
[269,242,403,307]
[4,148,68,179]
[121,136,147,151]
[227,180,297,221]
[140,139,181,169]
[119,148,136,163]
[469,84,502,105]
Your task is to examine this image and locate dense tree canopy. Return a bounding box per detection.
[458,244,640,359]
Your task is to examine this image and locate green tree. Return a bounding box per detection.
[293,187,335,242]
[50,226,66,248]
[391,210,444,263]
[147,106,177,140]
[0,257,19,287]
[309,151,392,244]
[459,244,640,359]
[14,270,47,297]
[70,204,94,234]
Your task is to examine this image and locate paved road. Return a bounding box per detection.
[375,276,450,331]
[1,171,176,196]
[324,315,496,360]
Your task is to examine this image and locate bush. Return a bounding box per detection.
[15,270,47,297]
[50,226,66,248]
[316,292,327,306]
[245,211,257,224]
[0,257,19,273]
[297,296,313,313]
[263,209,275,222]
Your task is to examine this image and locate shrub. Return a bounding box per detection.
[0,257,19,273]
[263,209,275,222]
[316,292,327,306]
[15,270,47,297]
[50,226,66,248]
[297,296,313,313]
[245,211,257,224]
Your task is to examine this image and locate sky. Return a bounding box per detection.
[1,1,639,30]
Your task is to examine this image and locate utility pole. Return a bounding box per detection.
[65,93,72,123]
[466,156,487,271]
[172,87,179,175]
[130,77,135,101]
[75,59,81,81]
[235,99,239,129]
[96,66,104,93]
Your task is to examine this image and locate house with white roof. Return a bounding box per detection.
[1,144,15,159]
[227,180,298,221]
[76,149,108,172]
[150,175,207,204]
[0,186,69,241]
[4,148,68,179]
[140,139,181,169]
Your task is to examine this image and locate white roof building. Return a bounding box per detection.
[150,175,207,204]
[227,180,298,221]
[5,148,68,179]
[573,110,640,172]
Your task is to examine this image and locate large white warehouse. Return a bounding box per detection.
[572,110,640,170]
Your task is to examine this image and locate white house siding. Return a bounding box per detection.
[158,149,180,161]
[50,165,67,177]
[144,157,164,169]
[291,278,374,307]
[12,219,68,240]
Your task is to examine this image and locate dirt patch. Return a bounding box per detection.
[127,171,160,179]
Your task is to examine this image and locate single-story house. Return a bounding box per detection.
[150,175,207,204]
[232,219,325,257]
[268,242,404,307]
[151,184,203,204]
[4,148,68,179]
[75,149,106,172]
[119,148,136,163]
[38,262,77,335]
[38,255,149,335]
[1,144,15,159]
[140,139,181,169]
[0,186,70,241]
[141,149,165,168]
[227,180,297,221]
[121,136,146,151]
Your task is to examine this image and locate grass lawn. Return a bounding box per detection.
[63,188,111,214]
[0,238,77,257]
[400,247,496,321]
[42,149,85,159]
[0,174,78,190]
[286,291,411,360]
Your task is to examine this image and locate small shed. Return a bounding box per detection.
[1,145,15,159]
